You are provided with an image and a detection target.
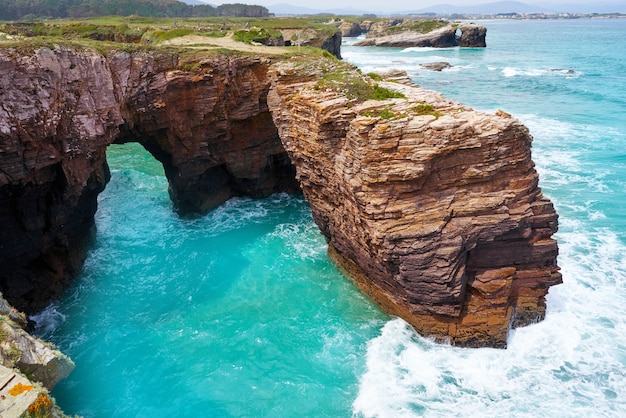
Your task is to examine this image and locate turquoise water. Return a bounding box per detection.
[35,19,626,417]
[34,143,387,416]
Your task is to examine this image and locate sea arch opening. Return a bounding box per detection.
[110,110,301,217]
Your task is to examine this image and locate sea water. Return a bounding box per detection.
[33,19,626,417]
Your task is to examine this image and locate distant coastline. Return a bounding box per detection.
[412,13,626,20]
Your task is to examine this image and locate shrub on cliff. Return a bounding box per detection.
[233,27,283,45]
[314,62,405,102]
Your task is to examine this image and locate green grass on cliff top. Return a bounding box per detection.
[0,15,340,43]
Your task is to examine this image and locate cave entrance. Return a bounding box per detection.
[106,142,168,180]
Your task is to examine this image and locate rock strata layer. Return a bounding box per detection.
[0,294,72,417]
[354,22,486,48]
[0,46,559,349]
[267,63,560,348]
[0,46,298,312]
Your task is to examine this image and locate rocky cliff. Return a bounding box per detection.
[0,45,559,349]
[354,22,486,48]
[0,45,297,313]
[267,61,560,348]
[0,294,72,417]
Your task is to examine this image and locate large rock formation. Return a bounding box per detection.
[338,21,363,37]
[0,46,297,313]
[354,22,486,48]
[0,45,559,348]
[267,61,560,347]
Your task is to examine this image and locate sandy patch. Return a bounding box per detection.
[162,33,292,55]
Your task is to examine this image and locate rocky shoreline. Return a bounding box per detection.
[0,43,559,411]
[353,20,487,48]
[0,294,73,417]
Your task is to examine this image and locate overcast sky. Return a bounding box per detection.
[211,1,626,14]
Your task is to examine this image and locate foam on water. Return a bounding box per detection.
[354,226,626,417]
[347,18,626,417]
[501,66,580,78]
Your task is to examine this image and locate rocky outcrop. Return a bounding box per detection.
[355,22,486,48]
[0,295,73,390]
[0,294,71,417]
[0,46,298,313]
[339,21,362,37]
[0,46,559,349]
[267,63,560,348]
[421,61,452,71]
[456,23,487,47]
[279,29,342,59]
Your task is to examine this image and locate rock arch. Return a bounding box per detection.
[0,47,558,348]
[0,49,299,312]
[455,23,487,47]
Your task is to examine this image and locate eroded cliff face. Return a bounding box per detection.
[0,46,297,312]
[0,46,559,348]
[354,22,486,48]
[0,47,117,312]
[267,61,560,348]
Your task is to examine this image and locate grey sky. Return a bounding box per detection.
[212,1,626,14]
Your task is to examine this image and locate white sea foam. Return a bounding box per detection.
[30,304,66,339]
[501,66,580,78]
[353,109,626,417]
[189,196,272,236]
[268,222,327,260]
[401,47,457,53]
[354,225,626,416]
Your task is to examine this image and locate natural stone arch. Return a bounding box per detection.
[111,55,300,216]
[455,23,487,47]
[0,49,300,313]
[1,47,558,349]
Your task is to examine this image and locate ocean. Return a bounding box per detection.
[33,18,626,417]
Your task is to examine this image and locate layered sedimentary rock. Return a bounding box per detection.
[0,294,71,416]
[0,46,559,348]
[267,62,560,347]
[338,21,363,37]
[278,29,342,59]
[0,46,297,312]
[354,22,486,48]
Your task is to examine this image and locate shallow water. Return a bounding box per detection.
[35,18,626,417]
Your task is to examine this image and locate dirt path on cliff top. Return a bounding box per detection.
[162,34,291,55]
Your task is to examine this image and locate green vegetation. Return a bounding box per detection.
[358,102,441,121]
[233,27,282,45]
[145,27,194,43]
[313,61,405,102]
[3,21,148,42]
[411,102,441,119]
[366,72,383,81]
[0,14,341,48]
[236,16,339,37]
[0,0,270,21]
[380,19,449,36]
[361,107,406,120]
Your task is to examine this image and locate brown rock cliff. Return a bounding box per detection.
[355,22,486,48]
[267,62,560,348]
[0,47,558,348]
[0,46,297,312]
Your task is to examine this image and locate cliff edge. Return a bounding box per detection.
[354,21,486,48]
[267,60,560,347]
